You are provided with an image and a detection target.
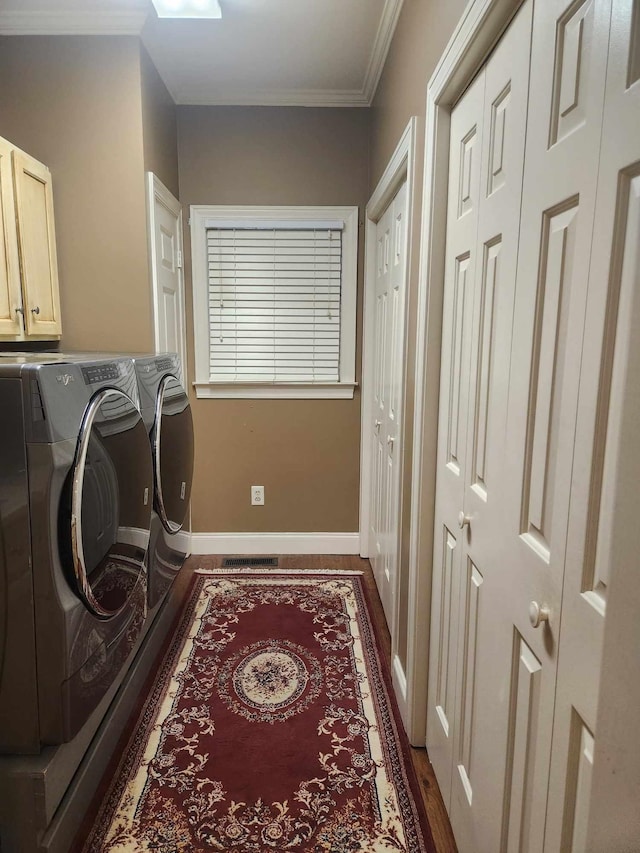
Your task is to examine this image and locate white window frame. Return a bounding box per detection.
[190,204,359,399]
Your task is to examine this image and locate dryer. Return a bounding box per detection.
[0,354,153,754]
[133,354,194,615]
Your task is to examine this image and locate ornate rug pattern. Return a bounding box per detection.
[81,573,434,852]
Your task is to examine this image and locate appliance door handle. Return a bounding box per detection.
[152,374,194,535]
[71,388,143,619]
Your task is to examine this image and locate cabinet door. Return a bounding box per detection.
[12,149,62,338]
[0,138,23,337]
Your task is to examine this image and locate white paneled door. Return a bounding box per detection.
[426,0,639,849]
[369,180,408,632]
[147,173,187,375]
[546,0,640,847]
[426,63,486,807]
[428,3,535,847]
[498,0,612,850]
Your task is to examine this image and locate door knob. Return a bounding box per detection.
[31,306,40,315]
[458,511,471,529]
[15,306,23,315]
[529,601,550,628]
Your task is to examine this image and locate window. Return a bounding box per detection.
[190,205,358,399]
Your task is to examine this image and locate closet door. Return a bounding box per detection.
[498,0,613,849]
[427,8,534,838]
[426,66,485,804]
[428,0,617,849]
[545,0,639,847]
[369,181,409,631]
[449,3,533,849]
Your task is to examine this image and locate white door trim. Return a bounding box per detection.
[146,172,187,383]
[360,116,418,560]
[405,0,524,745]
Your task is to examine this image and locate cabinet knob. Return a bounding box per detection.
[387,435,395,452]
[458,510,471,529]
[31,306,40,315]
[15,306,23,315]
[529,601,550,628]
[374,420,382,432]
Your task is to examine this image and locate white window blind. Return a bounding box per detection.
[207,225,343,383]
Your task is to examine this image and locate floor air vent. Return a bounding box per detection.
[222,557,278,567]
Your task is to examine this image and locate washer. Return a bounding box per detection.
[0,354,153,754]
[132,353,194,616]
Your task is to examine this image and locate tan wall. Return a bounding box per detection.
[368,0,467,664]
[369,0,468,187]
[0,36,153,353]
[140,46,179,198]
[177,106,370,533]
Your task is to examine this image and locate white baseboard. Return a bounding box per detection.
[172,530,192,556]
[392,653,410,736]
[118,526,151,550]
[190,532,360,555]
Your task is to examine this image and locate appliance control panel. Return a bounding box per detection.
[82,363,121,385]
[155,357,174,372]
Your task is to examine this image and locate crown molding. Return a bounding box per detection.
[0,0,403,107]
[176,87,371,108]
[362,0,405,104]
[0,9,149,36]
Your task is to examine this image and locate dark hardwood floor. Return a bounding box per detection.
[187,552,458,853]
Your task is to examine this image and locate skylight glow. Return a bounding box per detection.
[151,0,222,19]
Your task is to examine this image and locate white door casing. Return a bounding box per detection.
[146,173,187,378]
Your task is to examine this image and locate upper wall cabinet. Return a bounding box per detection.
[0,137,62,341]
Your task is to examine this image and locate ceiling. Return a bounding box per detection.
[0,0,404,106]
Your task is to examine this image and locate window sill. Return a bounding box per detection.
[193,382,357,400]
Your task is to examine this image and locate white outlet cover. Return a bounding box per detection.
[251,485,265,505]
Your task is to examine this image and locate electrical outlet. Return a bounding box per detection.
[251,485,265,506]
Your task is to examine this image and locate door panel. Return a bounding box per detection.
[496,0,612,848]
[0,139,22,337]
[427,65,485,807]
[428,0,631,849]
[369,209,390,579]
[153,375,194,534]
[62,389,153,619]
[433,526,459,740]
[12,149,62,337]
[523,199,579,557]
[368,181,409,631]
[503,633,543,853]
[545,0,638,847]
[148,176,188,382]
[448,4,534,849]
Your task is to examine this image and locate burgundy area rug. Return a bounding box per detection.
[81,572,435,852]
